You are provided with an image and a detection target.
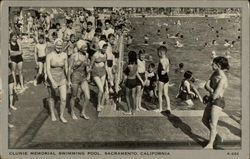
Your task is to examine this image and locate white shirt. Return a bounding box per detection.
[103,28,114,38]
[84,29,95,41]
[137,59,146,73]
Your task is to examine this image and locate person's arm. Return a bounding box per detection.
[161,59,169,75]
[184,81,195,96]
[86,57,91,81]
[122,67,128,86]
[212,76,226,100]
[205,79,214,95]
[67,54,74,86]
[136,71,144,85]
[46,54,57,88]
[176,82,182,98]
[34,45,38,66]
[191,83,203,102]
[89,53,96,71]
[64,53,68,76]
[63,42,70,52]
[17,40,22,55]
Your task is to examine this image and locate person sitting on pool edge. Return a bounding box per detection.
[176,71,203,107]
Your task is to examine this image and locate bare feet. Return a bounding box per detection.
[51,115,57,121]
[80,113,90,120]
[10,105,17,111]
[8,123,14,128]
[71,113,78,120]
[204,144,213,149]
[33,80,37,86]
[139,107,147,111]
[60,116,68,123]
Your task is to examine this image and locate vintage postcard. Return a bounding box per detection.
[0,0,249,159]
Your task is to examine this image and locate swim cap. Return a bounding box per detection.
[76,40,87,49]
[54,38,63,46]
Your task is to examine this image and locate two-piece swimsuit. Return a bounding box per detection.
[10,42,23,63]
[92,55,106,77]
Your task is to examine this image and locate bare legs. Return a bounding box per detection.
[136,85,146,111]
[34,62,46,86]
[158,81,171,112]
[70,81,90,120]
[93,75,106,111]
[202,104,222,149]
[48,84,67,123]
[80,81,90,119]
[11,61,24,90]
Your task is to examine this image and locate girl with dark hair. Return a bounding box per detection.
[176,71,203,107]
[202,56,229,149]
[123,51,139,115]
[9,33,25,92]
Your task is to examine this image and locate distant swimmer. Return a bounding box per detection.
[177,20,181,26]
[162,23,168,27]
[231,41,236,47]
[204,42,208,47]
[144,34,149,44]
[212,40,218,46]
[157,29,161,36]
[224,39,231,47]
[175,40,183,48]
[169,33,179,39]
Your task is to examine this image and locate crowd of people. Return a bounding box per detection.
[8,8,232,149]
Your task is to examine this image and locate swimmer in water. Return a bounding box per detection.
[144,34,149,44]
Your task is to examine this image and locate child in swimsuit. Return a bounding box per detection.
[136,49,147,111]
[156,46,171,113]
[202,56,229,149]
[34,34,47,86]
[123,51,139,115]
[145,63,157,103]
[176,71,203,107]
[68,40,90,120]
[9,33,25,91]
[64,34,77,58]
[90,43,108,112]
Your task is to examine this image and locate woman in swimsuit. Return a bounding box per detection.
[68,40,90,120]
[156,46,171,113]
[46,39,68,123]
[90,42,108,112]
[9,33,25,91]
[202,56,229,149]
